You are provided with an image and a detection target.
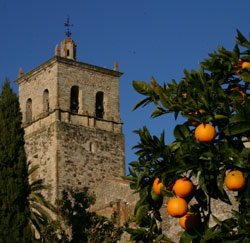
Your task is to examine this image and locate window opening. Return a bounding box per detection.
[96,91,104,118]
[43,89,49,112]
[89,143,96,153]
[26,98,32,122]
[70,86,79,113]
[67,49,70,57]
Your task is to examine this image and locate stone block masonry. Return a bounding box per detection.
[56,121,125,194]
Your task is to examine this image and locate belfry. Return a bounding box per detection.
[15,35,125,204]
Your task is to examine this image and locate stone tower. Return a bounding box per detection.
[15,37,125,204]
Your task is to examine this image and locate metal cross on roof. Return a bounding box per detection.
[64,16,73,38]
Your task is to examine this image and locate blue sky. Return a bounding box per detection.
[1,0,250,175]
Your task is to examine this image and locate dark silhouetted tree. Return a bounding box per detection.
[0,79,32,242]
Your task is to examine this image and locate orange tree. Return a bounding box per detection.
[124,30,250,242]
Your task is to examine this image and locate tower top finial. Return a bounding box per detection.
[55,44,60,56]
[18,67,23,78]
[114,60,119,71]
[64,16,73,38]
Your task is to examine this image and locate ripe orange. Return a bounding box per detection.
[187,109,205,126]
[167,198,188,217]
[173,178,193,198]
[179,212,199,229]
[225,170,246,191]
[242,61,250,69]
[235,60,250,75]
[182,93,188,104]
[235,70,241,75]
[153,178,163,195]
[182,93,187,99]
[194,123,216,142]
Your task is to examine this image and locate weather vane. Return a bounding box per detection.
[64,16,73,38]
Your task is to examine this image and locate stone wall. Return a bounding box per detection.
[24,118,125,202]
[56,121,125,194]
[24,122,58,203]
[93,178,139,243]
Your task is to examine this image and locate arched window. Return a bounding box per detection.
[26,98,32,122]
[43,89,49,112]
[96,91,104,119]
[70,86,79,113]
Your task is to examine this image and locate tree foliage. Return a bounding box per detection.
[125,30,250,242]
[41,188,124,243]
[28,163,58,241]
[0,79,32,242]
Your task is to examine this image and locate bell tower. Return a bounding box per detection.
[15,38,125,203]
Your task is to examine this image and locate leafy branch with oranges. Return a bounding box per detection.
[124,30,250,242]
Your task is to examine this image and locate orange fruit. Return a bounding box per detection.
[242,61,250,69]
[187,109,205,126]
[179,212,199,229]
[235,70,240,75]
[153,178,163,195]
[182,93,187,99]
[182,93,188,104]
[173,178,193,198]
[167,198,188,217]
[194,123,216,142]
[235,60,250,75]
[225,170,246,191]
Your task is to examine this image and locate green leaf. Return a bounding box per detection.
[133,80,152,95]
[225,123,250,136]
[129,161,142,167]
[169,141,181,152]
[212,215,222,225]
[230,114,247,124]
[213,114,229,120]
[135,205,149,223]
[160,186,174,197]
[151,109,167,118]
[232,44,240,59]
[236,29,250,49]
[216,173,224,195]
[132,97,152,111]
[195,188,207,211]
[155,234,164,242]
[174,124,190,140]
[159,92,171,109]
[239,72,250,83]
[137,170,149,188]
[122,175,136,181]
[128,167,137,177]
[180,229,197,243]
